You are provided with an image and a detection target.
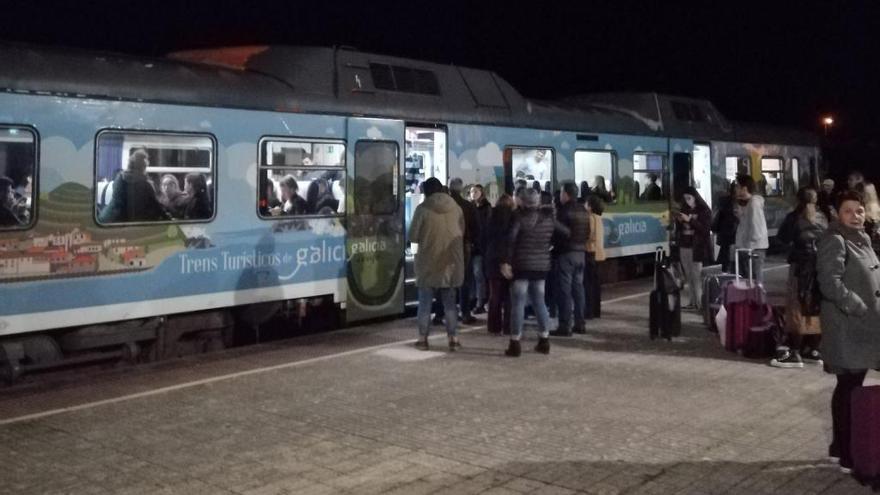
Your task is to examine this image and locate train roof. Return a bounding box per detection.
[0,43,818,146]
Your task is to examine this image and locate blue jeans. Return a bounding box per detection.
[418,287,458,337]
[557,251,585,331]
[472,255,486,306]
[510,279,551,340]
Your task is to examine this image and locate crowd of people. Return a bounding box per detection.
[408,177,606,355]
[707,170,880,474]
[97,148,213,223]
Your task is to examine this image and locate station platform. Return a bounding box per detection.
[0,259,873,494]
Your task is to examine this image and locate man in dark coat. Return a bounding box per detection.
[449,177,481,323]
[550,181,590,336]
[98,148,167,223]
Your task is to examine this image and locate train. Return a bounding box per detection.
[0,43,819,380]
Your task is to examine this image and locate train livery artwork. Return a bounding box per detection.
[0,44,819,379]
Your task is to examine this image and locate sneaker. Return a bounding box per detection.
[802,348,824,365]
[448,338,462,352]
[414,339,430,351]
[504,339,522,357]
[572,326,587,335]
[473,305,486,315]
[769,348,804,368]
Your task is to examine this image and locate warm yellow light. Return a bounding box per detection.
[823,116,834,125]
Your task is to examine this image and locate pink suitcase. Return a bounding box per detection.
[723,249,768,352]
[851,385,880,483]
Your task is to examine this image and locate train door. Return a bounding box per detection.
[671,152,691,202]
[345,118,405,323]
[403,124,447,308]
[693,143,712,209]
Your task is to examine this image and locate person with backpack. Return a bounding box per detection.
[770,187,828,368]
[817,190,880,473]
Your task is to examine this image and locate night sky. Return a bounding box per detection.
[2,1,877,176]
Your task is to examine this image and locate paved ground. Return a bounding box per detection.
[0,262,876,494]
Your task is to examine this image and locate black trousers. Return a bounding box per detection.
[583,252,601,319]
[831,370,868,466]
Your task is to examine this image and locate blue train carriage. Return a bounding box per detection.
[709,122,820,235]
[0,43,820,378]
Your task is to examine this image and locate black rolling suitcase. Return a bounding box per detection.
[649,247,682,340]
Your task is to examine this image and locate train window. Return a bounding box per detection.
[0,126,37,230]
[724,156,750,184]
[633,153,666,201]
[95,131,215,225]
[760,157,784,196]
[574,150,614,202]
[507,147,554,192]
[259,138,346,218]
[369,63,440,95]
[354,141,399,215]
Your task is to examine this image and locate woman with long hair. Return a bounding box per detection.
[674,186,712,310]
[584,194,606,319]
[771,187,828,368]
[485,193,515,334]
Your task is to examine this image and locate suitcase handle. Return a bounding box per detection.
[734,248,755,286]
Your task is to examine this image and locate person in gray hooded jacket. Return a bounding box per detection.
[733,174,769,284]
[817,190,880,473]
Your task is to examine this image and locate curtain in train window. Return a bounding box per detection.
[574,150,614,202]
[760,157,784,196]
[633,153,666,201]
[95,131,215,225]
[0,127,37,230]
[510,147,553,192]
[258,139,346,218]
[354,141,399,215]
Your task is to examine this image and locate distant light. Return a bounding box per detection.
[822,116,834,125]
[8,129,18,135]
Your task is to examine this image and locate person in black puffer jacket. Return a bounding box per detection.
[711,181,739,273]
[500,188,569,357]
[550,181,590,336]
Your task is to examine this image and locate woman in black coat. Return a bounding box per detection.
[485,194,514,335]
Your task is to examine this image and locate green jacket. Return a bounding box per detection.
[409,193,465,288]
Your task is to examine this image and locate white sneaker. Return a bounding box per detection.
[769,348,804,369]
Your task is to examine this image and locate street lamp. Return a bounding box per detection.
[822,116,834,136]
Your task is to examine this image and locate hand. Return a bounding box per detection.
[269,206,282,216]
[500,263,513,280]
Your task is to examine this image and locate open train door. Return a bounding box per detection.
[344,118,406,324]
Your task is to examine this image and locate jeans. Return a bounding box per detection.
[679,247,703,308]
[472,255,487,306]
[418,287,458,337]
[736,249,766,285]
[511,278,551,340]
[488,276,511,334]
[557,251,585,331]
[459,247,474,317]
[545,255,558,318]
[583,252,601,319]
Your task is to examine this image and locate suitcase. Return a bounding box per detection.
[649,247,681,340]
[723,249,769,352]
[851,385,880,484]
[702,270,737,331]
